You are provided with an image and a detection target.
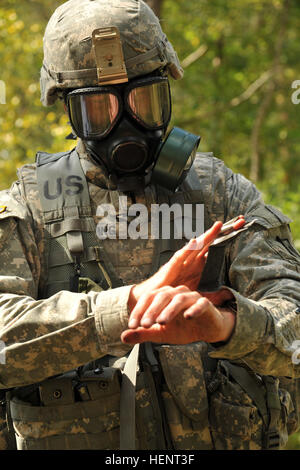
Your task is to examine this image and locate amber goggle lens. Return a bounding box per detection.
[126,80,171,129]
[68,90,120,139]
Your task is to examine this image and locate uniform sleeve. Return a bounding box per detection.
[0,190,132,389]
[208,167,300,378]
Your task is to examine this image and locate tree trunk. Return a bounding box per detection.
[250,83,275,183]
[249,0,290,183]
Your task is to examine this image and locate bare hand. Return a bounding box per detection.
[123,217,245,344]
[128,221,223,312]
[122,285,235,345]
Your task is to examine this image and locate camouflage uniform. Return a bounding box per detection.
[0,140,300,449]
[1,0,300,451]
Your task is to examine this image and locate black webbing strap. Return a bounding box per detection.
[223,361,281,449]
[262,376,282,449]
[198,244,226,292]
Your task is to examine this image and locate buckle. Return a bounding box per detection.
[263,430,280,449]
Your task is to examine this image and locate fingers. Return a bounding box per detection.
[190,221,223,254]
[155,290,200,326]
[128,285,171,329]
[129,285,208,330]
[123,294,236,345]
[171,221,223,266]
[128,285,192,329]
[183,296,220,319]
[232,217,246,231]
[143,221,224,293]
[132,288,178,328]
[121,324,166,345]
[128,285,216,330]
[182,221,223,268]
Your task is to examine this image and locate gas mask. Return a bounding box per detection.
[66,75,200,192]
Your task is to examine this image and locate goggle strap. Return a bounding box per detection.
[44,63,98,84]
[126,45,163,68]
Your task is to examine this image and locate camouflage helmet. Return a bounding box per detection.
[40,0,183,106]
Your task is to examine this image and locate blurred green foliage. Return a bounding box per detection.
[0,0,74,184]
[0,0,299,450]
[163,0,300,248]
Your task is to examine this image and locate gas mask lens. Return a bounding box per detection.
[126,78,171,129]
[67,88,120,140]
[66,77,171,140]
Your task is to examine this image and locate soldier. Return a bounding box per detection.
[0,0,300,451]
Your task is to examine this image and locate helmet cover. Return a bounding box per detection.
[40,0,183,106]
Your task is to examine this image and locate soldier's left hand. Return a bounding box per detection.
[127,221,224,316]
[121,285,236,345]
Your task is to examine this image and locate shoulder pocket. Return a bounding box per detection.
[0,189,26,221]
[247,205,300,264]
[246,204,291,230]
[0,190,26,250]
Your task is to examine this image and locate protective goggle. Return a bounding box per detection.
[66,76,171,140]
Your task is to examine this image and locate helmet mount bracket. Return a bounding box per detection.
[92,27,128,85]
